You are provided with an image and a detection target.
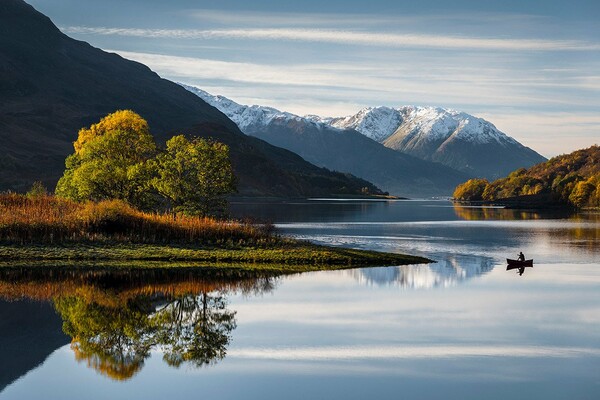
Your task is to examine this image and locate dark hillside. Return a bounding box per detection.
[0,0,381,197]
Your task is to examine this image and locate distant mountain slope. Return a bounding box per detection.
[185,86,469,197]
[454,145,600,208]
[318,106,546,180]
[0,0,379,197]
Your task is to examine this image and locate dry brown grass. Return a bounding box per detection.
[0,194,275,245]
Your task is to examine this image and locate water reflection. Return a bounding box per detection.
[347,255,494,288]
[453,205,550,221]
[0,267,279,381]
[454,205,600,255]
[230,199,386,223]
[506,265,533,277]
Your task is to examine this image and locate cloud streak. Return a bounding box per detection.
[63,26,600,51]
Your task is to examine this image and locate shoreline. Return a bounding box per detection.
[0,242,432,273]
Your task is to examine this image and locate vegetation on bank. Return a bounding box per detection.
[0,194,430,269]
[0,110,429,269]
[453,145,600,208]
[0,194,272,245]
[56,110,236,217]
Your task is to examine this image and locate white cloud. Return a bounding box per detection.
[477,112,600,156]
[111,50,594,107]
[64,26,600,51]
[107,50,599,156]
[183,9,550,29]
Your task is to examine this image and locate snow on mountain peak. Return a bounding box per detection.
[182,84,332,133]
[315,106,403,142]
[182,84,516,148]
[318,104,516,146]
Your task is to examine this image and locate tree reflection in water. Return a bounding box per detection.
[0,267,278,380]
[154,292,236,368]
[55,295,154,380]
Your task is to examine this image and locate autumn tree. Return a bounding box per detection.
[55,110,158,210]
[152,135,236,217]
[453,178,489,201]
[569,179,596,208]
[56,111,237,215]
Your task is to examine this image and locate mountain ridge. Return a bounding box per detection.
[184,86,545,188]
[317,105,546,179]
[185,85,470,197]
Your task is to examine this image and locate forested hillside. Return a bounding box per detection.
[453,145,600,208]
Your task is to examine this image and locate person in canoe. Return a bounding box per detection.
[518,251,525,262]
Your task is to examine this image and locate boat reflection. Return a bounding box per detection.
[347,255,494,289]
[0,267,279,381]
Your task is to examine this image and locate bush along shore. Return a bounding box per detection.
[0,194,431,271]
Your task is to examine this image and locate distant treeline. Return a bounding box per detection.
[453,145,600,208]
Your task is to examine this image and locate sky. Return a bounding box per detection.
[28,0,600,157]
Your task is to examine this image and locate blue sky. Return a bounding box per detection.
[28,0,600,156]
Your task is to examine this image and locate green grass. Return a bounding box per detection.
[0,241,431,273]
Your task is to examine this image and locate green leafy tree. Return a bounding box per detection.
[152,135,236,216]
[55,110,158,210]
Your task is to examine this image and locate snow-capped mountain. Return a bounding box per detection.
[183,84,545,193]
[319,106,516,145]
[183,84,468,197]
[316,106,546,179]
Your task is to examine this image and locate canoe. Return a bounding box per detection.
[506,258,533,267]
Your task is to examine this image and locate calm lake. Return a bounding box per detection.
[1,200,599,399]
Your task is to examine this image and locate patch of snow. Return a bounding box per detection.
[181,84,338,134]
[319,106,404,142]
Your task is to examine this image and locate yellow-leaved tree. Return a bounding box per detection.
[56,110,237,216]
[56,110,158,209]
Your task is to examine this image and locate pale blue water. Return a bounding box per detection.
[1,200,599,399]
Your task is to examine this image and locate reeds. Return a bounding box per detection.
[0,194,275,245]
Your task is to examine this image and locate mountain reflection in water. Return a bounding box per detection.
[0,268,279,381]
[347,255,494,288]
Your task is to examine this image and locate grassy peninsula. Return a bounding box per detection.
[0,194,430,271]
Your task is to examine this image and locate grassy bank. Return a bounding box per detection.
[0,242,430,272]
[0,194,430,271]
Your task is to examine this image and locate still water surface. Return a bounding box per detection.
[1,200,599,399]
